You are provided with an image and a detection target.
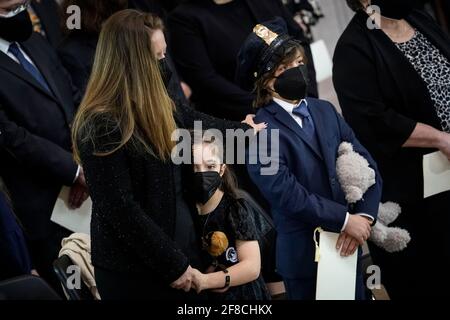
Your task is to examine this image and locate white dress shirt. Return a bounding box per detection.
[272,98,374,232]
[273,97,305,128]
[0,38,36,66]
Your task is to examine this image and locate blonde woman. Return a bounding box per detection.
[72,9,263,300]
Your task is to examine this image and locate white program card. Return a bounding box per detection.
[51,187,92,235]
[423,151,450,198]
[316,230,358,300]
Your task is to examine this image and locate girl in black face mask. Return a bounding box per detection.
[189,136,271,301]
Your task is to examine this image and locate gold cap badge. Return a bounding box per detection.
[253,24,279,46]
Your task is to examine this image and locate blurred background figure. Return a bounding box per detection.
[168,0,318,122]
[28,0,61,47]
[282,0,324,42]
[59,0,191,103]
[333,0,450,299]
[0,183,33,282]
[58,0,129,95]
[0,0,85,292]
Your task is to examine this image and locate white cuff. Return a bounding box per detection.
[357,213,375,222]
[73,165,81,184]
[341,212,350,232]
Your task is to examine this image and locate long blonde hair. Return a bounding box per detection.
[72,9,176,162]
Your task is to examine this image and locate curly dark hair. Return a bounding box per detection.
[346,0,365,12]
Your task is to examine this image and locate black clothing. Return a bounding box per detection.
[333,9,450,299]
[31,0,62,48]
[58,32,97,96]
[58,33,188,104]
[198,194,270,301]
[168,0,318,121]
[173,165,203,270]
[0,33,79,241]
[78,102,250,298]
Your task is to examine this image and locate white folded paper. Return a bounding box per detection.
[310,39,333,82]
[423,151,450,198]
[315,229,358,300]
[51,187,92,235]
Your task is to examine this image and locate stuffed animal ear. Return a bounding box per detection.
[338,142,354,157]
[345,185,364,203]
[378,202,402,225]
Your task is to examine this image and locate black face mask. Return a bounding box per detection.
[371,0,418,20]
[193,171,222,205]
[274,65,309,101]
[0,10,33,43]
[158,58,173,88]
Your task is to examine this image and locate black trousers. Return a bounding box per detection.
[26,223,71,297]
[369,191,450,299]
[95,267,208,301]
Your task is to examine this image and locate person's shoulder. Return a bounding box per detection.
[335,11,370,49]
[409,8,437,24]
[409,9,448,36]
[76,114,122,153]
[21,32,52,52]
[254,105,276,126]
[306,97,335,111]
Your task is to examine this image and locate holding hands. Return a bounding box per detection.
[337,214,373,257]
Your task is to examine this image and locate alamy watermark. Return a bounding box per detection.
[170,121,280,176]
[366,5,382,30]
[66,5,81,30]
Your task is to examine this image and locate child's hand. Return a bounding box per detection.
[336,232,360,257]
[343,214,371,245]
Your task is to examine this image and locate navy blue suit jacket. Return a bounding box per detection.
[0,192,32,281]
[247,98,382,280]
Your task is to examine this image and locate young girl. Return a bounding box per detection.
[190,136,271,300]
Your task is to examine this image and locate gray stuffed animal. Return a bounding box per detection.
[336,142,411,253]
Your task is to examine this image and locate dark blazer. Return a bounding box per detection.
[247,98,381,284]
[0,191,32,281]
[333,10,450,205]
[0,33,79,240]
[168,0,318,121]
[78,101,250,284]
[31,0,62,48]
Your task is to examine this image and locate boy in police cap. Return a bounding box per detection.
[238,17,382,300]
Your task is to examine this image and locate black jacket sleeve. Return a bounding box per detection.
[176,101,251,134]
[0,107,78,186]
[79,127,189,283]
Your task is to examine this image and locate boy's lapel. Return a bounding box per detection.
[265,101,323,160]
[308,100,339,176]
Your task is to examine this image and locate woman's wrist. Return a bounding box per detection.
[434,130,449,150]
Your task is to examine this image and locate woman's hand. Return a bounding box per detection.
[437,131,450,161]
[170,265,195,292]
[242,114,267,135]
[191,268,209,294]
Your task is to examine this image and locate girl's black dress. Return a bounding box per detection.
[198,193,271,301]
